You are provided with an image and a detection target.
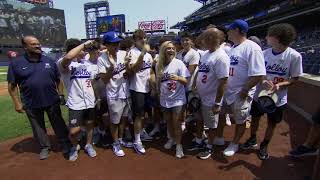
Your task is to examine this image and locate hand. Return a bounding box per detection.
[84,40,94,49]
[262,80,274,91]
[59,95,66,106]
[212,105,221,114]
[15,102,25,113]
[270,83,280,93]
[125,51,132,65]
[239,89,248,100]
[169,74,179,81]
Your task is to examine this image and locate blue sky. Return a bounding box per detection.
[54,0,202,39]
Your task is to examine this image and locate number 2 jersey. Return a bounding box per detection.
[254,47,303,107]
[196,48,230,107]
[158,58,190,108]
[57,58,96,110]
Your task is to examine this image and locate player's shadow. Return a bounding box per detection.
[10,135,61,154]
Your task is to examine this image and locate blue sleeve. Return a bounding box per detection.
[53,61,61,82]
[7,61,16,84]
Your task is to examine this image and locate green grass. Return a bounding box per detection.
[0,95,69,142]
[0,74,7,83]
[0,66,8,73]
[0,66,8,83]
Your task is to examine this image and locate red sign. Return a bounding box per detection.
[138,20,166,32]
[18,0,48,5]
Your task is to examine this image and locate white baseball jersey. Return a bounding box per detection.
[84,54,99,79]
[98,51,129,100]
[85,54,107,99]
[224,39,266,105]
[254,47,303,107]
[57,58,96,110]
[221,42,232,55]
[176,48,200,91]
[196,48,230,106]
[129,47,153,93]
[197,49,207,58]
[157,58,191,108]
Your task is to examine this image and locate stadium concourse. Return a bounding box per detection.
[0,112,315,180]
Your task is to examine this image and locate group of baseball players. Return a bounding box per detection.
[9,19,307,161]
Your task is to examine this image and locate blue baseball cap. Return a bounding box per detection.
[226,19,249,33]
[102,31,122,44]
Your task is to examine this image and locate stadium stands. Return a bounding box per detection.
[175,0,320,75]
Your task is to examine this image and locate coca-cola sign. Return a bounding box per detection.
[138,20,166,32]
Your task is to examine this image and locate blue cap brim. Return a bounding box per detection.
[225,24,236,30]
[104,37,122,43]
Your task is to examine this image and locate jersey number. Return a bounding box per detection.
[273,77,284,84]
[167,81,177,91]
[202,75,208,83]
[123,72,128,79]
[85,79,92,88]
[229,67,235,77]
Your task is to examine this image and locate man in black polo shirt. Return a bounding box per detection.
[7,36,70,160]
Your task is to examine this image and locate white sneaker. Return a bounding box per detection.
[213,137,225,146]
[133,142,146,154]
[176,144,184,159]
[119,139,133,148]
[164,139,176,150]
[223,143,239,157]
[85,144,97,158]
[113,142,125,157]
[69,146,78,161]
[226,114,232,126]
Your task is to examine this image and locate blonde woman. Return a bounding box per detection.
[156,41,190,158]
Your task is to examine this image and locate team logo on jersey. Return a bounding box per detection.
[265,62,287,76]
[139,60,152,72]
[198,62,210,73]
[113,63,126,75]
[70,66,91,80]
[230,56,239,65]
[161,72,171,82]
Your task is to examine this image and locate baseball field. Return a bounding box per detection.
[0,66,316,180]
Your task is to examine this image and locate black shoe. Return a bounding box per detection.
[289,145,319,157]
[61,143,71,154]
[197,147,213,160]
[39,148,50,160]
[186,141,204,151]
[241,137,258,150]
[258,145,269,160]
